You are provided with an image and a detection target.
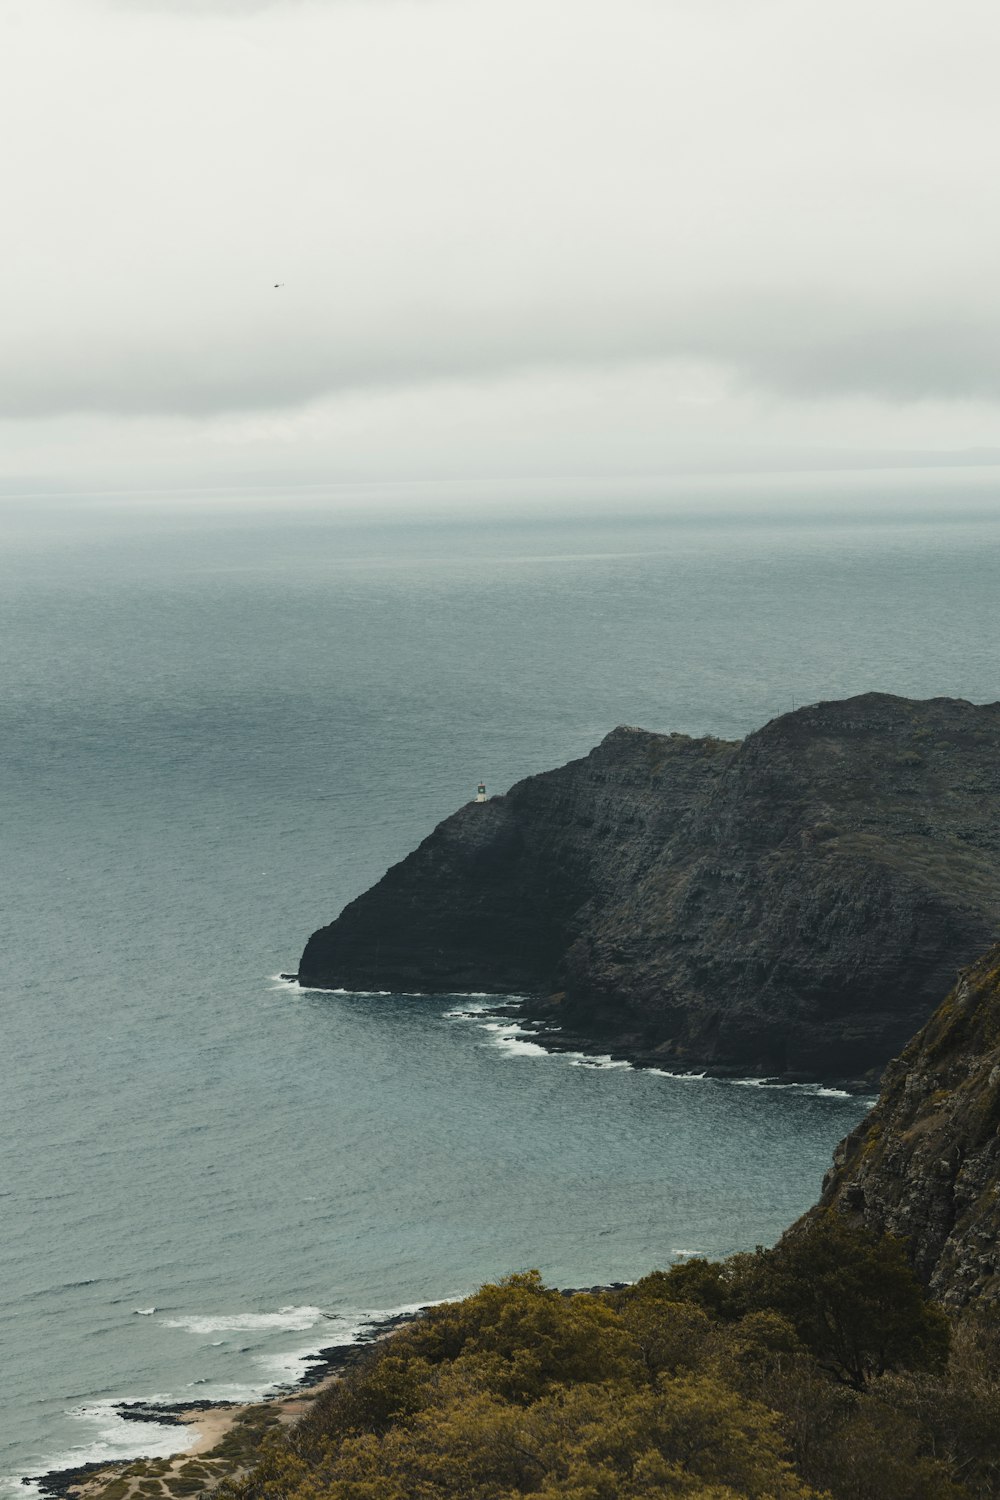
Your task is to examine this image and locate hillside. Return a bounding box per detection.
[817,942,1000,1306]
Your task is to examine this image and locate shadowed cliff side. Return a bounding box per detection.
[298,694,1000,1086]
[300,725,732,996]
[815,943,1000,1306]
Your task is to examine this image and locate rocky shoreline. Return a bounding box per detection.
[24,1311,423,1500]
[23,1289,647,1500]
[280,981,876,1091]
[479,1001,875,1094]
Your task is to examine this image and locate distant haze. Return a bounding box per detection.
[2,0,999,503]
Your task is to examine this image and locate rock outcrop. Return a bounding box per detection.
[298,693,1000,1087]
[817,944,1000,1306]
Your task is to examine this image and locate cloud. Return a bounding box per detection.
[1,0,1000,489]
[103,0,301,12]
[3,359,1000,506]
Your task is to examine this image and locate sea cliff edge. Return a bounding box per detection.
[296,693,1000,1089]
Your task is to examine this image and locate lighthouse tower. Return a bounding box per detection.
[475,781,487,803]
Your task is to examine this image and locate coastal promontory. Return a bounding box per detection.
[298,693,1000,1087]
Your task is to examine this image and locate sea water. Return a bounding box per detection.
[3,500,998,1489]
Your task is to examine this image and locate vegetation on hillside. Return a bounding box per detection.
[200,1212,1000,1500]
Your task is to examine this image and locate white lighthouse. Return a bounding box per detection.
[475,781,487,803]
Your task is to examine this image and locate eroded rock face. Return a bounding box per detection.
[816,945,1000,1306]
[298,693,1000,1086]
[300,724,726,998]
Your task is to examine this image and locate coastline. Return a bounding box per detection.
[287,978,877,1096]
[25,1291,637,1500]
[286,974,875,1096]
[461,999,877,1097]
[27,1311,422,1500]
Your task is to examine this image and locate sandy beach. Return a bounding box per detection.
[180,1372,339,1455]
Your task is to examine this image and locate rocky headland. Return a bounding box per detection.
[817,942,1000,1306]
[298,693,1000,1088]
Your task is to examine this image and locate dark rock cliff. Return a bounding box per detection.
[816,944,1000,1306]
[298,693,1000,1086]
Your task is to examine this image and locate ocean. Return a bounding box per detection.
[3,499,998,1489]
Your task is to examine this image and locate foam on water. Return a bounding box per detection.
[481,1023,552,1059]
[569,1055,632,1070]
[450,1006,872,1096]
[250,1302,439,1387]
[458,1008,625,1069]
[731,1077,872,1101]
[159,1304,327,1334]
[255,1344,335,1385]
[277,978,508,1003]
[269,975,393,997]
[12,1400,198,1498]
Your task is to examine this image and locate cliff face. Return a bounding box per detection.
[300,725,731,997]
[817,945,1000,1306]
[298,693,1000,1086]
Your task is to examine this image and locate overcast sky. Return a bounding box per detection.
[2,0,999,506]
